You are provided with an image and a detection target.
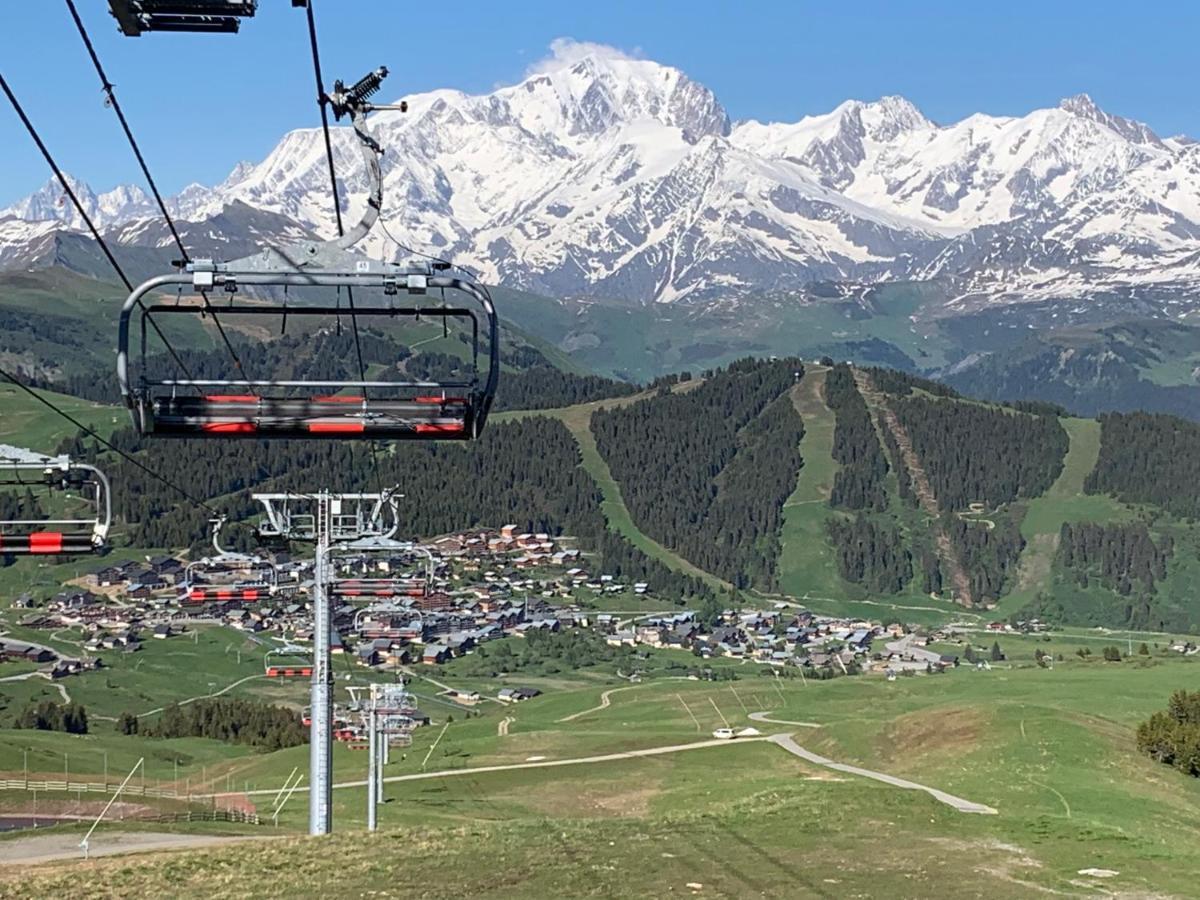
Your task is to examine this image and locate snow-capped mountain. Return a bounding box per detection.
[4,44,1199,310]
[1,174,157,230]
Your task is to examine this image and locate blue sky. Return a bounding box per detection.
[2,0,1197,206]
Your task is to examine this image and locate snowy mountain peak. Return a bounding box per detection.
[852,95,933,140]
[1058,92,1162,146]
[2,47,1197,311]
[0,174,154,230]
[502,47,730,142]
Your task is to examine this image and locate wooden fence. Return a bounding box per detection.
[0,778,182,798]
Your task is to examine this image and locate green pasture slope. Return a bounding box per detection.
[996,417,1132,616]
[776,367,845,601]
[0,384,122,453]
[6,648,1199,897]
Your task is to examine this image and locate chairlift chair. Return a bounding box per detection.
[109,1,257,36]
[0,448,111,555]
[264,644,312,678]
[182,516,277,602]
[116,66,498,441]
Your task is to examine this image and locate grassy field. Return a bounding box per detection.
[776,368,846,602]
[0,384,122,454]
[5,649,1200,897]
[996,417,1136,618]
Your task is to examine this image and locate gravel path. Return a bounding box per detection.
[769,733,997,815]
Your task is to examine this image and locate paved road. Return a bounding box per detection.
[769,733,997,815]
[747,711,821,728]
[0,671,72,704]
[0,831,263,865]
[207,735,771,798]
[885,632,943,665]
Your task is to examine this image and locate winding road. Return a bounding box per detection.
[208,735,774,798]
[768,733,997,815]
[135,673,266,718]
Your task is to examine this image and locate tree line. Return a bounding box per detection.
[1058,521,1174,596]
[1137,690,1200,778]
[139,697,306,751]
[591,358,804,589]
[891,395,1067,511]
[62,412,714,603]
[825,364,889,512]
[1086,412,1200,520]
[14,700,89,734]
[947,516,1025,605]
[863,367,959,399]
[825,514,912,594]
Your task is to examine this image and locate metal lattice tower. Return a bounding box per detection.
[356,682,417,831]
[251,490,399,836]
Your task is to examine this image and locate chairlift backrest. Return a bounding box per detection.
[0,449,111,555]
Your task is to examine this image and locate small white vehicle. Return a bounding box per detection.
[712,727,736,740]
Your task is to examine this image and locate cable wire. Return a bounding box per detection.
[303,0,382,483]
[303,0,370,397]
[63,0,254,392]
[0,367,219,515]
[0,70,197,384]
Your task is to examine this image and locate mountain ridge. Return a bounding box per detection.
[3,50,1199,311]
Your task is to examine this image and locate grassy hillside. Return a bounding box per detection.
[5,650,1200,897]
[0,383,123,452]
[777,368,843,599]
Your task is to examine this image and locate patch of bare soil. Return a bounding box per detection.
[879,706,985,765]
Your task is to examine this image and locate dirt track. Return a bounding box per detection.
[0,831,261,865]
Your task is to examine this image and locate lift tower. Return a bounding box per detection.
[252,490,399,835]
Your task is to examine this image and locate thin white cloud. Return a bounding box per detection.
[524,38,644,77]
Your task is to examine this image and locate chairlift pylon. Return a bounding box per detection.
[0,448,111,555]
[116,65,498,441]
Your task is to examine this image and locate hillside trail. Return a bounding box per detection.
[556,685,639,723]
[852,369,974,607]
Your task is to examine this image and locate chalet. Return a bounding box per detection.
[151,623,171,640]
[91,566,126,588]
[148,555,185,584]
[847,629,872,652]
[497,686,541,703]
[53,589,99,609]
[0,641,54,664]
[636,626,665,647]
[356,645,381,667]
[422,644,452,665]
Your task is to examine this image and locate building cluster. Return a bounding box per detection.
[0,526,1003,690]
[600,608,903,671]
[0,527,653,676]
